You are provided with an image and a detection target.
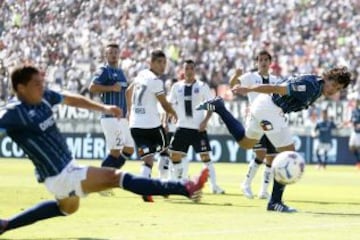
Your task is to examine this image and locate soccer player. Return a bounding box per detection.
[89,43,134,170]
[312,110,336,169]
[126,50,178,202]
[197,67,351,212]
[0,65,209,235]
[349,98,360,169]
[168,59,224,194]
[229,50,280,199]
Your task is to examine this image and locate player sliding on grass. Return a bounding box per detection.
[0,65,208,235]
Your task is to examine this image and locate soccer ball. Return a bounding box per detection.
[272,151,305,185]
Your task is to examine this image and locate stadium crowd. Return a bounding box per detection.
[0,0,359,103]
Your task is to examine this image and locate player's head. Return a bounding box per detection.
[321,110,328,120]
[255,50,272,74]
[150,50,167,76]
[105,43,120,66]
[183,59,196,82]
[11,65,44,104]
[322,67,351,97]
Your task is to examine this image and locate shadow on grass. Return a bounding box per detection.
[303,211,360,217]
[289,199,360,206]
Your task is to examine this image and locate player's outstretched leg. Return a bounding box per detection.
[0,200,66,235]
[267,180,296,213]
[197,97,245,143]
[120,168,209,203]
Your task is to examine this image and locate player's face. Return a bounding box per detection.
[322,80,344,97]
[184,63,195,81]
[257,55,271,74]
[17,73,45,104]
[150,57,166,76]
[105,47,119,65]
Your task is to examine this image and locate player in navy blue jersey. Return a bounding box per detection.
[349,98,360,169]
[197,67,351,212]
[313,110,337,169]
[89,44,134,170]
[0,65,208,235]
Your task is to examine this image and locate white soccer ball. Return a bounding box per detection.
[272,151,305,185]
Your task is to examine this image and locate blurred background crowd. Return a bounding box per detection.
[0,0,359,126]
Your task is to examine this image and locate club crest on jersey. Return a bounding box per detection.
[28,110,36,118]
[292,85,306,92]
[194,88,199,93]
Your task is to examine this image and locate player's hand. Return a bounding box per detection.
[104,105,122,118]
[112,83,122,92]
[170,112,178,124]
[231,85,248,95]
[234,69,242,78]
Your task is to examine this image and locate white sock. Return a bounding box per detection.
[140,164,152,178]
[260,165,273,193]
[171,162,184,180]
[243,160,260,186]
[157,155,170,179]
[204,161,217,189]
[181,157,190,179]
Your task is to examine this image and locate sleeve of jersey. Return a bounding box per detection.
[92,67,107,84]
[203,83,214,99]
[287,80,313,100]
[152,79,165,96]
[0,108,17,132]
[168,85,176,104]
[239,74,251,87]
[44,89,64,106]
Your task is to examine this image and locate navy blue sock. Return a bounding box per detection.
[102,154,124,169]
[5,200,65,232]
[270,179,286,203]
[216,107,245,142]
[121,173,188,197]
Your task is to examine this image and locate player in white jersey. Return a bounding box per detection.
[229,50,280,199]
[126,50,178,202]
[168,59,224,194]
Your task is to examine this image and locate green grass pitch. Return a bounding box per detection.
[0,159,359,240]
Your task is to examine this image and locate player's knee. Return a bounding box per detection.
[58,199,80,215]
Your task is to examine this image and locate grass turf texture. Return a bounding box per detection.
[0,159,359,240]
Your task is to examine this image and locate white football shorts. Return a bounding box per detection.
[246,94,293,148]
[100,118,134,150]
[44,160,88,199]
[349,131,360,147]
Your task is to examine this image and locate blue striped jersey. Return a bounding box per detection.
[92,65,128,117]
[272,75,324,113]
[351,108,360,133]
[315,120,336,143]
[0,89,72,182]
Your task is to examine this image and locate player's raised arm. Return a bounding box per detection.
[62,91,122,118]
[229,69,243,88]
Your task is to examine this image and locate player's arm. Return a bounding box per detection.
[232,83,288,96]
[125,82,134,118]
[88,82,121,93]
[229,69,243,88]
[157,94,178,122]
[62,91,122,118]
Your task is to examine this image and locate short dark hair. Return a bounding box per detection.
[105,43,119,49]
[150,50,166,61]
[184,59,195,66]
[11,66,40,92]
[255,50,272,61]
[323,67,352,89]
